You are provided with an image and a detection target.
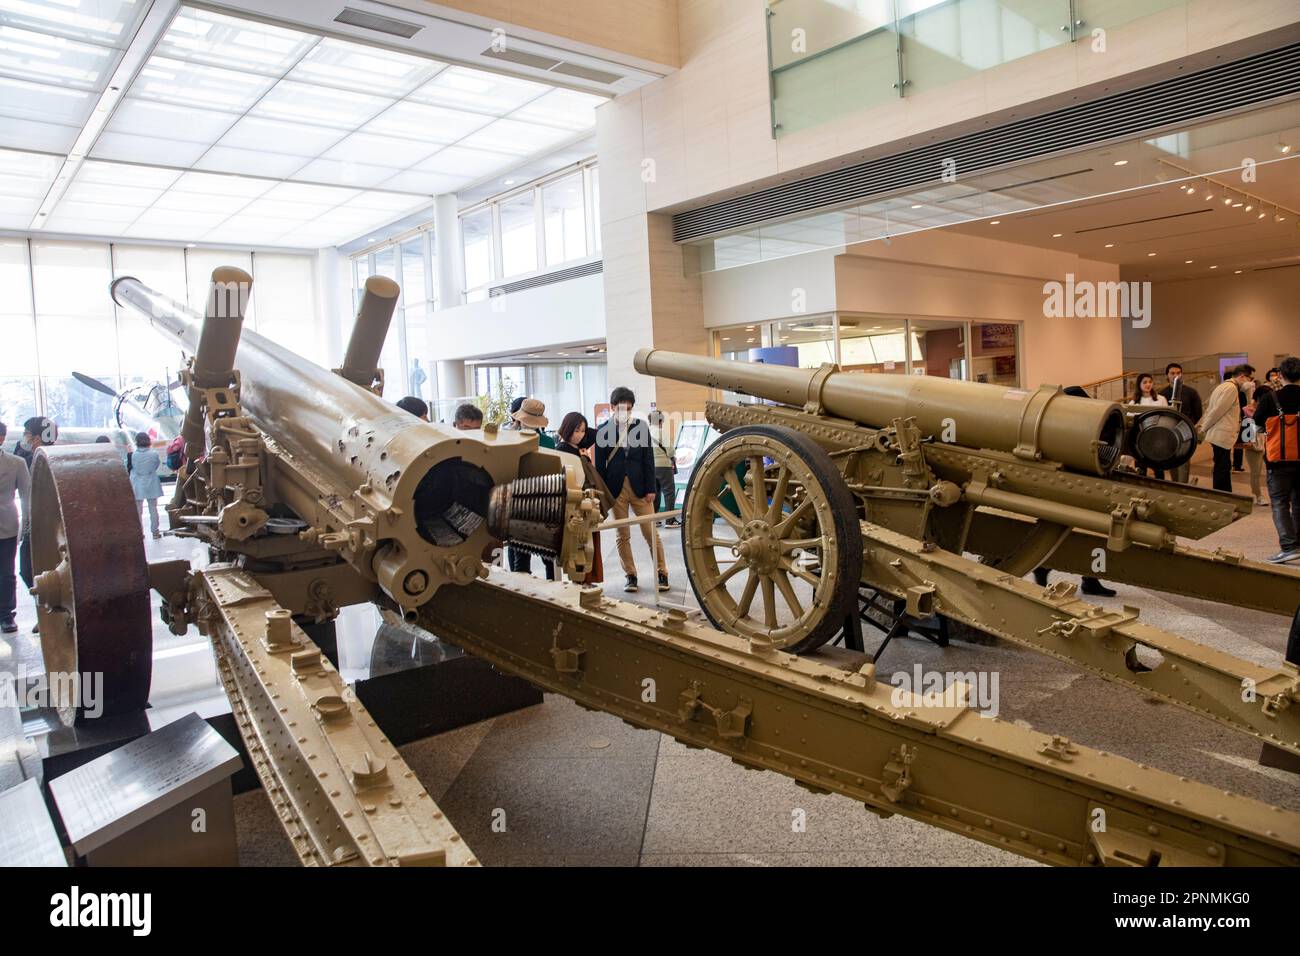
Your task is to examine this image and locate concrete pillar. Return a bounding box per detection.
[433,194,462,310]
[437,359,468,401]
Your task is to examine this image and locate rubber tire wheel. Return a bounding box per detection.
[681,423,863,655]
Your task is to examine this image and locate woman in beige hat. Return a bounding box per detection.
[508,397,556,579]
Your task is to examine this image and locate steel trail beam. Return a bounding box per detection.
[859,522,1300,759]
[419,569,1300,867]
[967,511,1300,618]
[193,566,477,867]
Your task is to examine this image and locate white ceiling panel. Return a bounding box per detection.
[414,145,516,178]
[510,88,606,130]
[286,37,442,97]
[291,157,403,189]
[194,145,309,178]
[458,118,575,157]
[171,169,277,199]
[409,66,548,114]
[0,75,96,125]
[42,215,125,234]
[75,160,181,189]
[216,115,347,158]
[361,101,493,143]
[321,131,439,169]
[28,3,607,247]
[154,6,316,76]
[104,96,239,143]
[0,114,81,152]
[0,0,145,48]
[250,79,391,130]
[91,130,210,166]
[131,56,276,112]
[0,23,117,88]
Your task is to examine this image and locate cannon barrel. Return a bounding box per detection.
[111,272,582,609]
[635,348,1131,476]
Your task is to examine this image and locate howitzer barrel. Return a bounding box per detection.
[634,348,1127,476]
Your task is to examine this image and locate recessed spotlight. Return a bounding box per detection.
[1234,270,1243,274]
[1277,215,1288,222]
[368,236,378,242]
[1052,233,1063,238]
[1223,196,1233,205]
[1210,265,1218,269]
[1113,159,1128,166]
[1184,259,1193,264]
[1147,252,1157,257]
[1245,204,1253,212]
[990,220,1000,225]
[1232,202,1243,208]
[504,178,515,186]
[1258,212,1267,219]
[1204,191,1214,201]
[1277,141,1293,155]
[1104,243,1114,248]
[911,203,922,209]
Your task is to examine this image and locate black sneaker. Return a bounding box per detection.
[624,575,638,593]
[0,619,15,634]
[1080,577,1117,597]
[657,573,669,592]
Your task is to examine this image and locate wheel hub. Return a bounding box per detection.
[735,520,780,574]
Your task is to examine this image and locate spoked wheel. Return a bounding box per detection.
[681,424,862,653]
[29,446,152,725]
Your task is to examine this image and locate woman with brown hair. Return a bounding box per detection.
[557,411,614,583]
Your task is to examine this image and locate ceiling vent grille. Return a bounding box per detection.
[482,47,563,71]
[490,259,603,295]
[672,41,1300,242]
[334,7,422,39]
[479,47,624,87]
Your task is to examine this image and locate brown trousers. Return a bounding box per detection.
[612,478,667,577]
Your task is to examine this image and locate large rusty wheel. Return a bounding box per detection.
[30,446,152,724]
[681,424,862,654]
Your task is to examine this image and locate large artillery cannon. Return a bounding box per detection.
[23,274,1300,868]
[634,348,1300,764]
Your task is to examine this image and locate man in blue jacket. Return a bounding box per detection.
[595,387,668,593]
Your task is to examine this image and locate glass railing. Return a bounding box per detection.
[768,0,1185,136]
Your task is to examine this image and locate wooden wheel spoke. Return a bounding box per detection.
[780,537,823,554]
[766,466,790,523]
[772,569,804,619]
[779,556,821,589]
[735,572,759,618]
[760,574,777,628]
[706,496,744,532]
[703,536,738,549]
[775,497,813,537]
[723,470,753,520]
[750,457,767,515]
[706,557,748,592]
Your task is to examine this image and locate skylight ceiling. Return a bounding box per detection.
[1,2,607,247]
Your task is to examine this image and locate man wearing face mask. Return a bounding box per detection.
[1159,364,1202,484]
[594,387,668,593]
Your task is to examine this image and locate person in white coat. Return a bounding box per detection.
[1198,366,1250,493]
[128,432,163,539]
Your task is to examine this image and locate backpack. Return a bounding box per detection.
[1266,410,1300,463]
[165,435,186,471]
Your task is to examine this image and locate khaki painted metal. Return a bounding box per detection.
[421,570,1300,867]
[337,275,400,394]
[635,347,1127,475]
[633,351,1300,758]
[193,565,475,866]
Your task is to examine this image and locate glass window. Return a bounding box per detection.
[970,321,1020,386]
[111,245,189,428]
[908,319,967,379]
[352,255,370,313]
[839,317,910,373]
[372,245,406,394]
[498,192,537,278]
[31,241,118,428]
[400,237,426,308]
[542,173,586,266]
[774,316,837,368]
[461,207,493,300]
[0,240,39,428]
[252,253,320,364]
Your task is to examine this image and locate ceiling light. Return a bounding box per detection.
[910,203,922,209]
[1245,204,1253,212]
[1223,195,1232,205]
[1184,259,1193,264]
[1104,243,1114,248]
[1052,233,1062,238]
[504,178,515,185]
[1113,159,1128,166]
[1258,211,1267,219]
[1147,252,1156,257]
[1278,141,1293,155]
[1234,270,1243,274]
[990,220,1000,225]
[1204,190,1214,201]
[1210,265,1218,269]
[1277,215,1287,222]
[1232,202,1243,208]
